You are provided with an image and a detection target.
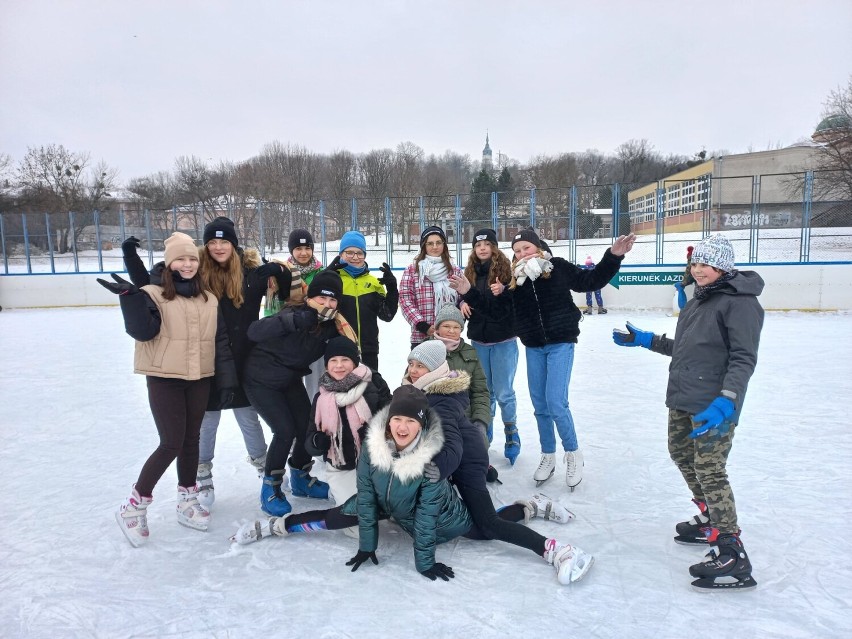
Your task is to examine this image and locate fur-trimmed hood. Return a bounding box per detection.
[421,370,471,396]
[364,404,445,484]
[240,247,263,270]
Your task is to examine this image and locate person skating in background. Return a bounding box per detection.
[581,256,607,315]
[326,230,399,372]
[100,232,237,546]
[460,228,521,465]
[451,229,635,491]
[243,269,357,516]
[674,245,695,310]
[122,217,290,509]
[399,226,463,348]
[613,234,763,591]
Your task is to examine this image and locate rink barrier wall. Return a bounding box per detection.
[1,263,851,311]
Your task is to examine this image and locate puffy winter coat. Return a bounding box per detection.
[442,339,491,426]
[118,280,236,390]
[304,370,392,470]
[649,270,764,420]
[465,259,515,344]
[463,251,623,348]
[355,404,472,573]
[337,268,398,356]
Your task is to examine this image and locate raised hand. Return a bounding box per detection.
[611,233,637,256]
[121,236,141,256]
[378,262,397,290]
[255,262,284,279]
[612,322,654,348]
[96,273,138,296]
[448,273,471,294]
[328,255,347,271]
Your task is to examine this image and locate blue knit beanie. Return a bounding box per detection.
[340,230,367,254]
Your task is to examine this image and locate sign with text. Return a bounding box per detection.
[609,271,682,289]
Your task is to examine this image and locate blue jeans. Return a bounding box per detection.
[585,290,604,307]
[472,339,518,424]
[525,342,578,453]
[199,406,268,464]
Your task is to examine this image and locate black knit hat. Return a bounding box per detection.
[203,217,239,247]
[472,228,497,247]
[324,335,360,367]
[420,226,447,246]
[387,385,429,428]
[288,229,314,254]
[511,228,542,249]
[307,269,343,300]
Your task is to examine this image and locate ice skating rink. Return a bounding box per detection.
[1,306,850,638]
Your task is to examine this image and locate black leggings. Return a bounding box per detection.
[456,484,546,555]
[136,376,211,496]
[244,377,312,475]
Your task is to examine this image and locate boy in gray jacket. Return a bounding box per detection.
[613,235,763,591]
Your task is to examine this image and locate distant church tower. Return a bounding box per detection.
[481,132,493,171]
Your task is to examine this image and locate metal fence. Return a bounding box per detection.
[2,171,850,274]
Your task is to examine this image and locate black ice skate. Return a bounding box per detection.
[689,533,756,591]
[674,499,710,545]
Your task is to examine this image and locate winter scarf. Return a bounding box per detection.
[435,334,461,351]
[315,364,373,466]
[418,255,457,311]
[289,256,323,281]
[306,298,359,345]
[402,361,453,391]
[694,270,738,301]
[343,262,368,278]
[512,255,554,287]
[263,258,313,315]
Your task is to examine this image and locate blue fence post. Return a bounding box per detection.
[22,214,32,274]
[529,188,537,230]
[655,187,665,264]
[70,211,80,272]
[611,183,621,241]
[800,171,813,263]
[319,200,328,265]
[119,208,126,242]
[569,186,578,263]
[0,214,7,274]
[45,213,55,274]
[94,210,104,272]
[258,201,265,260]
[749,176,760,263]
[172,206,178,232]
[454,194,462,265]
[418,196,425,238]
[144,209,154,269]
[385,197,393,266]
[351,198,358,231]
[491,191,498,231]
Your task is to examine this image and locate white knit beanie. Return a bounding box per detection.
[407,340,447,372]
[691,235,735,273]
[164,232,199,267]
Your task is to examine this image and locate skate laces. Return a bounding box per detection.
[537,455,553,471]
[564,452,576,474]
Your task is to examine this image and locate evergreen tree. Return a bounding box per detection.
[497,166,513,192]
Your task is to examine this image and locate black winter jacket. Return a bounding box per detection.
[465,260,516,344]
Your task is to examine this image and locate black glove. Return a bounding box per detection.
[292,307,319,331]
[378,262,397,290]
[416,321,431,335]
[420,562,454,581]
[312,431,331,453]
[255,262,284,279]
[121,236,141,256]
[424,461,441,483]
[216,387,236,410]
[96,273,138,296]
[328,255,347,271]
[346,550,378,572]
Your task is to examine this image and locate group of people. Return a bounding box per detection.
[99,218,763,591]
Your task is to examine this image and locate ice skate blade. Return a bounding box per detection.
[178,518,209,532]
[534,470,555,487]
[571,554,595,583]
[566,478,582,492]
[115,510,144,548]
[691,575,757,591]
[673,535,708,546]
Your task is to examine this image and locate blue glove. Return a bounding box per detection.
[674,282,687,310]
[689,397,736,439]
[612,322,654,348]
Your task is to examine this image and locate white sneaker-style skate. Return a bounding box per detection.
[534,453,556,486]
[564,449,584,491]
[517,493,575,524]
[116,486,152,548]
[230,517,285,545]
[196,462,215,508]
[177,485,210,531]
[544,538,594,584]
[247,454,266,478]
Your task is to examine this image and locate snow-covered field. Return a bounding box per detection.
[1,306,850,638]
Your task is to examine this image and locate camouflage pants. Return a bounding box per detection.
[667,408,738,533]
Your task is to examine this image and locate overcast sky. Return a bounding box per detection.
[1,0,850,183]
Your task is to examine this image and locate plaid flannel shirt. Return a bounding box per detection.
[399,262,463,344]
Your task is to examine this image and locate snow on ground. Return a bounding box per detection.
[1,306,850,638]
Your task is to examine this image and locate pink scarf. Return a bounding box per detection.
[314,364,373,467]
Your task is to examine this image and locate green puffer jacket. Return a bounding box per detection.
[443,338,490,426]
[354,404,473,573]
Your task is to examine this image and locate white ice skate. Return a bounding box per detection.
[116,486,152,548]
[196,462,215,508]
[545,539,594,585]
[176,485,210,532]
[534,453,556,487]
[517,493,575,524]
[230,517,285,545]
[564,449,584,491]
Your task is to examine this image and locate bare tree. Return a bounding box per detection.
[358,148,394,244]
[391,142,425,246]
[812,78,852,201]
